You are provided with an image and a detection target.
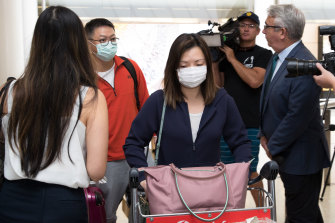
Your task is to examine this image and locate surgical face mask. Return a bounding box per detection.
[91,41,117,62]
[177,65,207,88]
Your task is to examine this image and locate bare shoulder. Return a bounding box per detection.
[83,87,105,105]
[80,87,107,125]
[83,87,96,103]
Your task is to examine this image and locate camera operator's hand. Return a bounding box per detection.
[219,46,236,63]
[260,136,272,160]
[313,63,335,89]
[218,45,265,88]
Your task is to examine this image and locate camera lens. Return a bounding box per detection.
[286,58,322,77]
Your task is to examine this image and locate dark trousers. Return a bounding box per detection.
[0,179,88,223]
[280,170,323,223]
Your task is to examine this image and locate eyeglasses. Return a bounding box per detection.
[263,25,282,30]
[89,37,119,46]
[239,23,258,29]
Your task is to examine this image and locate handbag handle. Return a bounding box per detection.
[154,98,166,166]
[174,170,229,222]
[170,162,226,179]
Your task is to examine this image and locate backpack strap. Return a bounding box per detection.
[119,56,140,111]
[0,77,16,172]
[0,77,16,113]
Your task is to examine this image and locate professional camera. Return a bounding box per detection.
[198,18,240,48]
[286,25,335,77]
[198,18,240,62]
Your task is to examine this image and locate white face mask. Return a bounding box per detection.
[177,66,207,88]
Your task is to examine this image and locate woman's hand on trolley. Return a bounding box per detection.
[140,180,147,191]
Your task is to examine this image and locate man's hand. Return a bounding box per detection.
[260,136,272,159]
[219,45,236,63]
[218,45,266,88]
[313,63,335,89]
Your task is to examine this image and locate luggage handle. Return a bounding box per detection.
[174,171,229,222]
[170,162,226,179]
[83,188,91,221]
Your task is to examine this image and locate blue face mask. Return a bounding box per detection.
[93,41,117,62]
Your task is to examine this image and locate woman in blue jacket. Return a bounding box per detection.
[123,33,252,185]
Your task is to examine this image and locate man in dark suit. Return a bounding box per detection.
[260,4,330,223]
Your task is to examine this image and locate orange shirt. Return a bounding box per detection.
[98,55,149,161]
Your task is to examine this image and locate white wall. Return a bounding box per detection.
[0,0,37,83]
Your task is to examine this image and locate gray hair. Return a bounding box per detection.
[268,4,305,41]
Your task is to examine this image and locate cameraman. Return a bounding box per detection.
[212,11,272,207]
[314,63,335,89]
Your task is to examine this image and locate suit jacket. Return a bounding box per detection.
[260,42,330,175]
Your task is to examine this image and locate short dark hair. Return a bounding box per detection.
[164,33,218,109]
[85,18,115,38]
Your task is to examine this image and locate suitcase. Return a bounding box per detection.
[84,186,107,223]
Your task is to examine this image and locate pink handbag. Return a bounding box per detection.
[141,161,250,218]
[140,100,250,220]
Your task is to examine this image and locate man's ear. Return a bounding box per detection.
[279,28,288,40]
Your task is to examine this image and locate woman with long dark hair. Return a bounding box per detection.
[123,33,252,188]
[0,6,108,222]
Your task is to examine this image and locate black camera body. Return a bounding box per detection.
[286,25,335,77]
[198,18,240,62]
[198,18,240,48]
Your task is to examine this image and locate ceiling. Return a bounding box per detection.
[39,0,335,23]
[39,0,252,23]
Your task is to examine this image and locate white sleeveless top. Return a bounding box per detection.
[3,81,90,188]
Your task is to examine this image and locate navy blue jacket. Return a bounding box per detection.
[260,42,330,175]
[124,88,252,175]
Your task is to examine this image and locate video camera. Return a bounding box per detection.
[198,18,240,62]
[286,25,335,77]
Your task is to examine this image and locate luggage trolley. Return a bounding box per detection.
[129,161,279,223]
